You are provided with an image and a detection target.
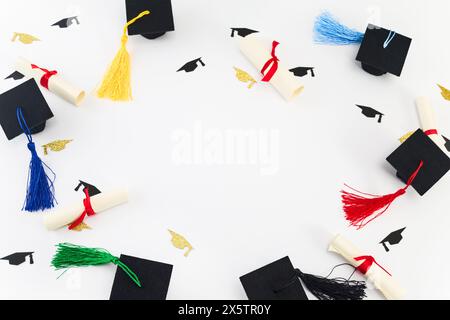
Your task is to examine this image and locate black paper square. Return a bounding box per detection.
[356,24,411,76]
[109,254,173,300]
[386,129,450,195]
[240,256,308,300]
[0,79,53,140]
[126,0,175,39]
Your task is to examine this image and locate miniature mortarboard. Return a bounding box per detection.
[443,136,450,152]
[240,256,366,300]
[177,58,205,73]
[0,79,53,140]
[0,79,56,212]
[380,227,406,252]
[75,180,102,197]
[342,129,450,229]
[356,104,384,123]
[5,71,24,80]
[356,25,411,76]
[387,129,450,196]
[110,254,173,300]
[230,27,259,38]
[51,16,80,28]
[1,252,34,265]
[314,12,411,77]
[126,0,174,39]
[289,67,315,77]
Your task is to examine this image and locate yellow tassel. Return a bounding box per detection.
[97,10,150,101]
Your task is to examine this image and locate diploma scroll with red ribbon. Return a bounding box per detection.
[329,234,405,300]
[238,35,304,101]
[15,57,86,106]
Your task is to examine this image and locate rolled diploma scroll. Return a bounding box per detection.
[329,234,405,300]
[15,57,86,106]
[415,97,447,153]
[239,36,304,101]
[43,188,128,230]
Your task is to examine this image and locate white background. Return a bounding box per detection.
[0,0,450,300]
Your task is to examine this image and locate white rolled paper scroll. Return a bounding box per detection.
[238,35,304,101]
[329,234,405,300]
[43,188,128,230]
[415,97,447,153]
[15,57,86,106]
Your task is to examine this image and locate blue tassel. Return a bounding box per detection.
[314,12,364,45]
[17,107,56,212]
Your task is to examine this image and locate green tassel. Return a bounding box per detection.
[51,243,141,287]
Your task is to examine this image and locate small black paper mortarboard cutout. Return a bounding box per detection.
[1,252,34,265]
[5,71,25,80]
[126,0,174,39]
[230,27,259,38]
[356,24,412,77]
[442,136,450,153]
[380,227,406,252]
[75,180,101,197]
[0,79,54,140]
[356,104,384,123]
[110,254,173,300]
[240,256,308,300]
[52,16,80,28]
[177,58,206,73]
[386,129,450,196]
[289,67,315,77]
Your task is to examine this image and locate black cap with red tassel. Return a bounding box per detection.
[342,129,450,229]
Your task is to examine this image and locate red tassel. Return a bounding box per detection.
[341,161,423,229]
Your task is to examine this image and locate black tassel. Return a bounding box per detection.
[296,269,367,300]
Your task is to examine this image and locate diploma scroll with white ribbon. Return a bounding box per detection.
[238,35,304,101]
[329,234,405,300]
[15,57,86,106]
[415,97,447,153]
[43,188,128,230]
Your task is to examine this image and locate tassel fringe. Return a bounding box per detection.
[314,11,364,45]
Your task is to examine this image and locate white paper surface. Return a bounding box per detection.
[1,0,450,300]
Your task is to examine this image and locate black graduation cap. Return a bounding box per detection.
[442,136,450,152]
[356,24,412,77]
[380,227,406,252]
[356,104,384,123]
[110,254,173,300]
[177,58,205,73]
[51,16,80,28]
[240,257,308,300]
[75,180,101,197]
[230,27,259,38]
[1,252,34,265]
[289,67,315,77]
[126,0,175,39]
[387,129,450,196]
[0,79,54,140]
[5,71,24,80]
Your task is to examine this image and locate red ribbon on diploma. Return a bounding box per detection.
[68,188,96,230]
[424,129,438,136]
[261,41,280,82]
[31,64,58,89]
[354,255,392,276]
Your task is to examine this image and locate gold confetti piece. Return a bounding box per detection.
[42,140,73,155]
[11,32,40,44]
[168,229,193,257]
[438,84,450,101]
[234,67,257,89]
[399,131,414,143]
[70,222,91,232]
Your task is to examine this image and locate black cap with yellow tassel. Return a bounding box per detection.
[97,10,150,102]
